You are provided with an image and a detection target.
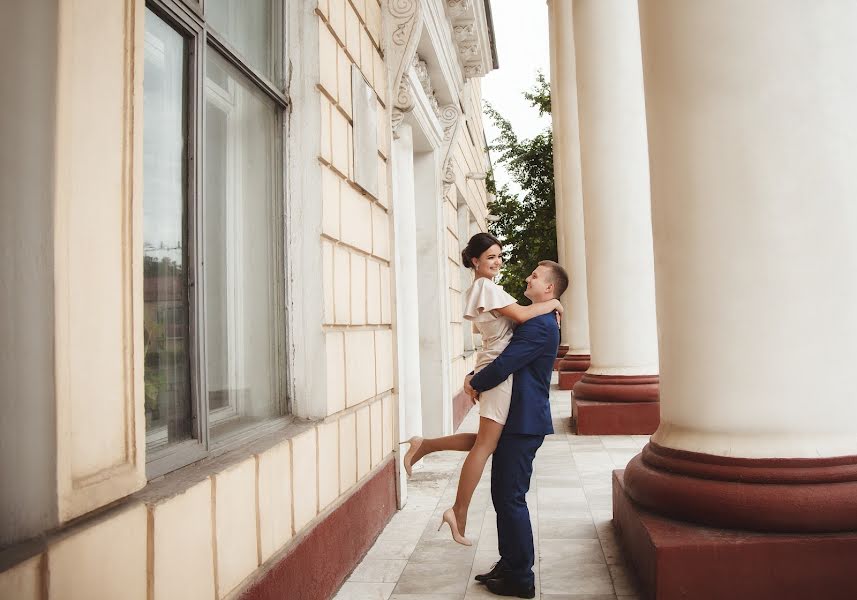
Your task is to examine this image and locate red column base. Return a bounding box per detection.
[571,373,659,434]
[553,345,570,370]
[558,370,586,389]
[613,469,857,600]
[557,354,590,389]
[572,399,659,435]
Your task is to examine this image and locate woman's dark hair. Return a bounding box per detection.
[462,232,502,269]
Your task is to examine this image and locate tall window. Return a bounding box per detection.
[143,0,287,478]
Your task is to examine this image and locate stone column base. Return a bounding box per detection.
[613,469,857,600]
[554,345,570,370]
[572,399,659,435]
[570,373,659,434]
[558,370,586,389]
[557,354,591,389]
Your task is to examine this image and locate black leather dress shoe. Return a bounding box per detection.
[475,560,510,583]
[484,576,536,599]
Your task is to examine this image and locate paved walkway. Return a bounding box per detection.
[334,375,646,599]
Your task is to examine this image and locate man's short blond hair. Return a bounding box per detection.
[538,260,569,299]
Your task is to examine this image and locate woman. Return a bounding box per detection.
[399,233,562,546]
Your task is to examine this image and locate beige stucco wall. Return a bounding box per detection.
[0,1,396,598]
[0,0,498,597]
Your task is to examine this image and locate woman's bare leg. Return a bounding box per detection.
[450,417,503,535]
[410,432,477,465]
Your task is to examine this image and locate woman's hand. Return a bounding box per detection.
[464,375,479,404]
[553,299,563,326]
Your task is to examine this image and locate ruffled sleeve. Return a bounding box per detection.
[463,278,518,322]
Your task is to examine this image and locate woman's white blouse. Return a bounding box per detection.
[463,277,517,370]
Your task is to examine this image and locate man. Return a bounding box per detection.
[465,260,569,598]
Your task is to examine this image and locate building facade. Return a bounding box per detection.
[0,1,496,598]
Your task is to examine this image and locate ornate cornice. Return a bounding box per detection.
[387,0,424,138]
[447,0,471,18]
[413,54,441,119]
[444,0,492,79]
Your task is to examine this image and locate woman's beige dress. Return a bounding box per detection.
[463,277,517,425]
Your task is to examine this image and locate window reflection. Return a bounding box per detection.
[143,8,193,453]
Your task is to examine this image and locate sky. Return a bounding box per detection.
[481,1,552,193]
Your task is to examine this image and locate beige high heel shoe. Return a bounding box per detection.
[398,436,423,477]
[439,508,472,546]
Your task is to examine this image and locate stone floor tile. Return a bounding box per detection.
[349,559,409,583]
[376,526,426,545]
[596,532,623,566]
[389,509,435,527]
[608,564,640,596]
[538,516,598,540]
[394,563,471,596]
[365,539,419,561]
[401,494,442,512]
[409,539,477,564]
[540,539,607,565]
[600,436,637,449]
[538,487,588,505]
[541,595,616,600]
[389,595,463,600]
[536,476,582,488]
[606,450,640,468]
[539,562,615,596]
[334,582,397,600]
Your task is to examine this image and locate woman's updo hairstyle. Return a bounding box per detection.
[462,232,502,270]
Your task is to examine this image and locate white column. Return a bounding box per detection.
[548,0,590,358]
[639,0,857,458]
[413,149,452,437]
[392,124,424,444]
[547,0,568,346]
[573,0,658,377]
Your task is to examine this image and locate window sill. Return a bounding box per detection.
[139,416,312,504]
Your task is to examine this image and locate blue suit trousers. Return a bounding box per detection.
[491,432,545,587]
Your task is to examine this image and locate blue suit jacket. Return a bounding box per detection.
[469,313,559,436]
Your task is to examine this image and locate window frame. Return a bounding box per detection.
[144,0,291,480]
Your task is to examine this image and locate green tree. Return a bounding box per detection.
[484,72,557,304]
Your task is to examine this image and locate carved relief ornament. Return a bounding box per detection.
[438,104,463,190]
[387,0,424,137]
